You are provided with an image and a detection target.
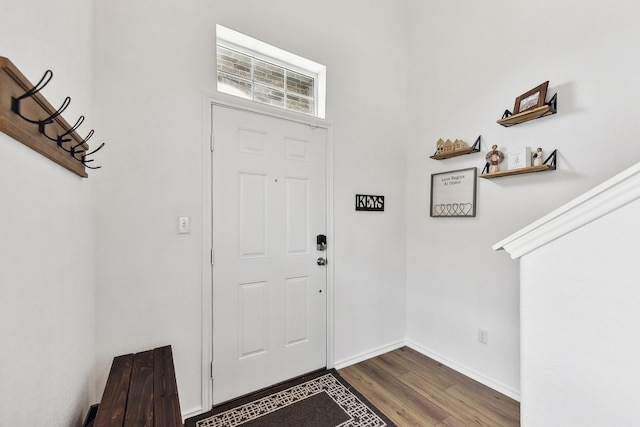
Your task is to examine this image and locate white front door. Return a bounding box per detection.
[211,104,328,404]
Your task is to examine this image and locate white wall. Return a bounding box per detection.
[92,0,409,415]
[0,1,96,426]
[405,0,640,398]
[519,196,640,425]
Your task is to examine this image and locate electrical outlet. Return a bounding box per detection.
[478,328,488,345]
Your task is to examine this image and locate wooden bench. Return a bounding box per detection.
[93,345,182,427]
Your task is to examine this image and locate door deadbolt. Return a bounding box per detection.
[316,234,327,251]
[317,257,327,266]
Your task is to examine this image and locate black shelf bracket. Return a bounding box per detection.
[546,93,558,114]
[543,149,557,170]
[470,135,481,151]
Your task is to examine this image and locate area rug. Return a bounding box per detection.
[185,369,395,427]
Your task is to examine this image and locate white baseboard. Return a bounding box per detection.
[333,340,405,370]
[406,340,521,402]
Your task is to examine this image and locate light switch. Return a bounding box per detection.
[178,216,190,234]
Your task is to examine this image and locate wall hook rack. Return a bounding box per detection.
[0,56,104,177]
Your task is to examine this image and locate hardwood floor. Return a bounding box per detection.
[338,347,520,427]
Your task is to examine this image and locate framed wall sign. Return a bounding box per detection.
[430,167,477,217]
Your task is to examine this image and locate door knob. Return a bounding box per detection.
[317,257,327,266]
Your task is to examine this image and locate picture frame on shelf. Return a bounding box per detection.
[513,81,549,115]
[506,147,531,170]
[430,167,477,218]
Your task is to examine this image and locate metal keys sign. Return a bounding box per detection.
[355,194,385,211]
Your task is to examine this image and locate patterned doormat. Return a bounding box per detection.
[185,369,395,427]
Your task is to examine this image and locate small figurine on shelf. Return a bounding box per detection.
[486,145,505,173]
[453,139,467,151]
[533,147,543,166]
[443,139,454,153]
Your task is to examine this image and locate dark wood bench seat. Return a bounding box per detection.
[94,345,182,427]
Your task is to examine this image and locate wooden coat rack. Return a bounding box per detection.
[0,56,104,177]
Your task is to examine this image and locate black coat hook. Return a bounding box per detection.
[52,116,85,149]
[83,141,104,157]
[76,141,105,169]
[56,115,85,145]
[80,160,101,170]
[69,129,93,157]
[11,69,53,122]
[40,113,84,145]
[37,96,71,131]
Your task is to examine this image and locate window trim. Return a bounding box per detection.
[216,25,326,118]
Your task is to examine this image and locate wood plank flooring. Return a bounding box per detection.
[338,347,520,427]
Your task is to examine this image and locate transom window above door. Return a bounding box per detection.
[216,25,326,119]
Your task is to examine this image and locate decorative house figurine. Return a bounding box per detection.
[443,139,454,152]
[533,147,543,166]
[453,139,467,151]
[432,137,476,159]
[486,144,505,173]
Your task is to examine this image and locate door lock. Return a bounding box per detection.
[317,257,327,266]
[316,234,327,251]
